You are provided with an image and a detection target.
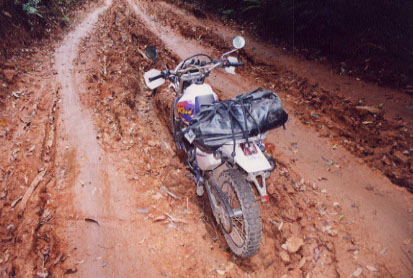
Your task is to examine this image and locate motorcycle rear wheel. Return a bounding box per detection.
[216,169,262,257]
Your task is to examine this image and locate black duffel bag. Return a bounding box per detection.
[182,88,288,151]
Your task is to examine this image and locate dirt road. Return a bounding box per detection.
[0,0,412,277]
[54,0,161,277]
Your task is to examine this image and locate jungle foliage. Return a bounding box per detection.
[0,0,87,58]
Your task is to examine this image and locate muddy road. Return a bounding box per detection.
[0,0,412,277]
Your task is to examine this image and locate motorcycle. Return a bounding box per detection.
[144,36,287,257]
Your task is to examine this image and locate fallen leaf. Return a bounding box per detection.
[366,265,378,272]
[312,182,318,190]
[11,91,20,98]
[314,247,320,262]
[165,213,187,224]
[0,189,7,200]
[153,215,166,222]
[328,229,338,236]
[11,196,23,208]
[321,225,332,232]
[279,250,290,263]
[297,257,306,268]
[53,253,63,265]
[166,190,179,200]
[356,105,380,114]
[2,11,12,18]
[64,268,77,275]
[285,236,304,253]
[85,218,99,226]
[36,272,48,278]
[152,192,162,201]
[278,220,283,231]
[352,267,363,277]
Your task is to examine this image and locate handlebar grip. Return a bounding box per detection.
[149,73,164,82]
[228,62,245,67]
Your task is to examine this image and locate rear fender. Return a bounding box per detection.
[221,142,271,173]
[221,141,271,202]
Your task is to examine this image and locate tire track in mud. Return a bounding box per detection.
[54,0,160,277]
[127,1,413,277]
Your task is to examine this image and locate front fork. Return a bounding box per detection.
[204,176,243,233]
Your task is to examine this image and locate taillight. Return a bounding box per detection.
[240,143,258,156]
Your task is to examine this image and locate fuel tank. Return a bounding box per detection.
[177,83,218,124]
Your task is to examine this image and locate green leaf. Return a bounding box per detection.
[22,0,42,17]
[24,5,38,14]
[221,9,234,15]
[241,5,261,14]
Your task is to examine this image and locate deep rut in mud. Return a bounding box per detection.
[0,0,412,277]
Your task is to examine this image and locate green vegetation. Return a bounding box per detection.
[11,0,85,24]
[0,0,87,58]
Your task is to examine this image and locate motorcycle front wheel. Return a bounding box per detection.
[216,169,262,257]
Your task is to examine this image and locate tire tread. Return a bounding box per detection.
[218,169,262,257]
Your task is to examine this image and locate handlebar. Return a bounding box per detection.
[227,61,245,67]
[149,73,164,82]
[149,57,245,83]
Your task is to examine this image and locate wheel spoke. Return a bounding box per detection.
[216,170,262,256]
[231,221,245,244]
[230,215,245,246]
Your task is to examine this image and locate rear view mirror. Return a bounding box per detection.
[222,36,246,58]
[232,36,245,49]
[145,46,158,60]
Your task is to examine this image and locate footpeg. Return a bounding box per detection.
[196,177,205,197]
[196,184,204,197]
